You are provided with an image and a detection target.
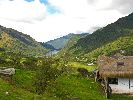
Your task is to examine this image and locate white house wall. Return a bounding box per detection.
[109,78,133,93]
[118,78,129,92]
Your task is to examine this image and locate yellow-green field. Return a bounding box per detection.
[69,62,97,71]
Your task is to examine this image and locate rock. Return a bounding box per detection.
[0,68,15,75]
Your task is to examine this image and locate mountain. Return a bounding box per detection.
[39,43,56,50]
[62,13,133,62]
[58,33,88,56]
[42,33,89,50]
[0,25,47,57]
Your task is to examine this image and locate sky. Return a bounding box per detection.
[0,0,132,42]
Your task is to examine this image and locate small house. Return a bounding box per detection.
[97,54,133,97]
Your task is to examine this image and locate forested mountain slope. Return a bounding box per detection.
[65,13,133,60]
[0,25,47,57]
[43,33,88,50]
[59,33,88,56]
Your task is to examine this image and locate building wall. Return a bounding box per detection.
[118,78,129,89]
[109,78,133,93]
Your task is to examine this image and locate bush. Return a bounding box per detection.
[34,57,61,95]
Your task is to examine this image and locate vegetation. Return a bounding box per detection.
[70,62,96,71]
[42,33,76,50]
[58,33,87,57]
[0,78,39,100]
[60,13,133,62]
[47,74,106,100]
[84,34,133,62]
[34,57,62,94]
[43,33,88,51]
[111,94,133,100]
[0,25,47,57]
[0,12,133,100]
[0,53,106,99]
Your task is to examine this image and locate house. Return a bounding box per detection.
[97,54,133,98]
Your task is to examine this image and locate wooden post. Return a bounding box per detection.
[104,77,111,99]
[95,71,97,82]
[95,70,99,82]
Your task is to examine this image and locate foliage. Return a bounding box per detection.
[58,33,88,58]
[0,51,38,69]
[47,74,106,100]
[0,52,107,99]
[43,33,88,50]
[111,94,133,100]
[40,42,56,51]
[0,25,47,57]
[60,13,133,61]
[34,57,61,94]
[70,62,97,71]
[0,78,41,100]
[84,34,133,62]
[43,33,75,50]
[12,69,36,92]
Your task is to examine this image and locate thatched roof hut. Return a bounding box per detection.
[98,54,133,78]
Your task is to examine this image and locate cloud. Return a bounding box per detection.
[109,0,133,14]
[87,0,97,4]
[0,0,131,42]
[48,0,124,30]
[0,0,46,23]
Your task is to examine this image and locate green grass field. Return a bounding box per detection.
[69,62,97,71]
[0,78,40,100]
[2,63,132,100]
[111,94,133,100]
[1,67,133,99]
[0,68,107,100]
[48,74,106,100]
[12,69,36,92]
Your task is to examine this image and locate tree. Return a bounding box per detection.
[34,57,60,94]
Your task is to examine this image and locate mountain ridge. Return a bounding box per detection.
[0,25,47,57]
[60,13,133,62]
[42,33,88,50]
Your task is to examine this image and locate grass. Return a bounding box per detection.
[12,69,36,92]
[0,78,41,100]
[0,65,106,100]
[49,74,106,100]
[111,94,133,100]
[69,62,97,71]
[0,69,57,100]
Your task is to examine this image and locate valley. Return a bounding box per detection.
[0,12,133,100]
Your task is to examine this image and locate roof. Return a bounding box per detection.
[98,54,133,78]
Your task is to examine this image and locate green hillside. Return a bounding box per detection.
[84,33,133,62]
[42,33,75,50]
[63,13,133,61]
[43,33,88,50]
[0,25,47,57]
[58,33,88,57]
[0,51,106,99]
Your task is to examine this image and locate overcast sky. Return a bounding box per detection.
[0,0,132,42]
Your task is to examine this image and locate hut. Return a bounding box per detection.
[97,54,133,98]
